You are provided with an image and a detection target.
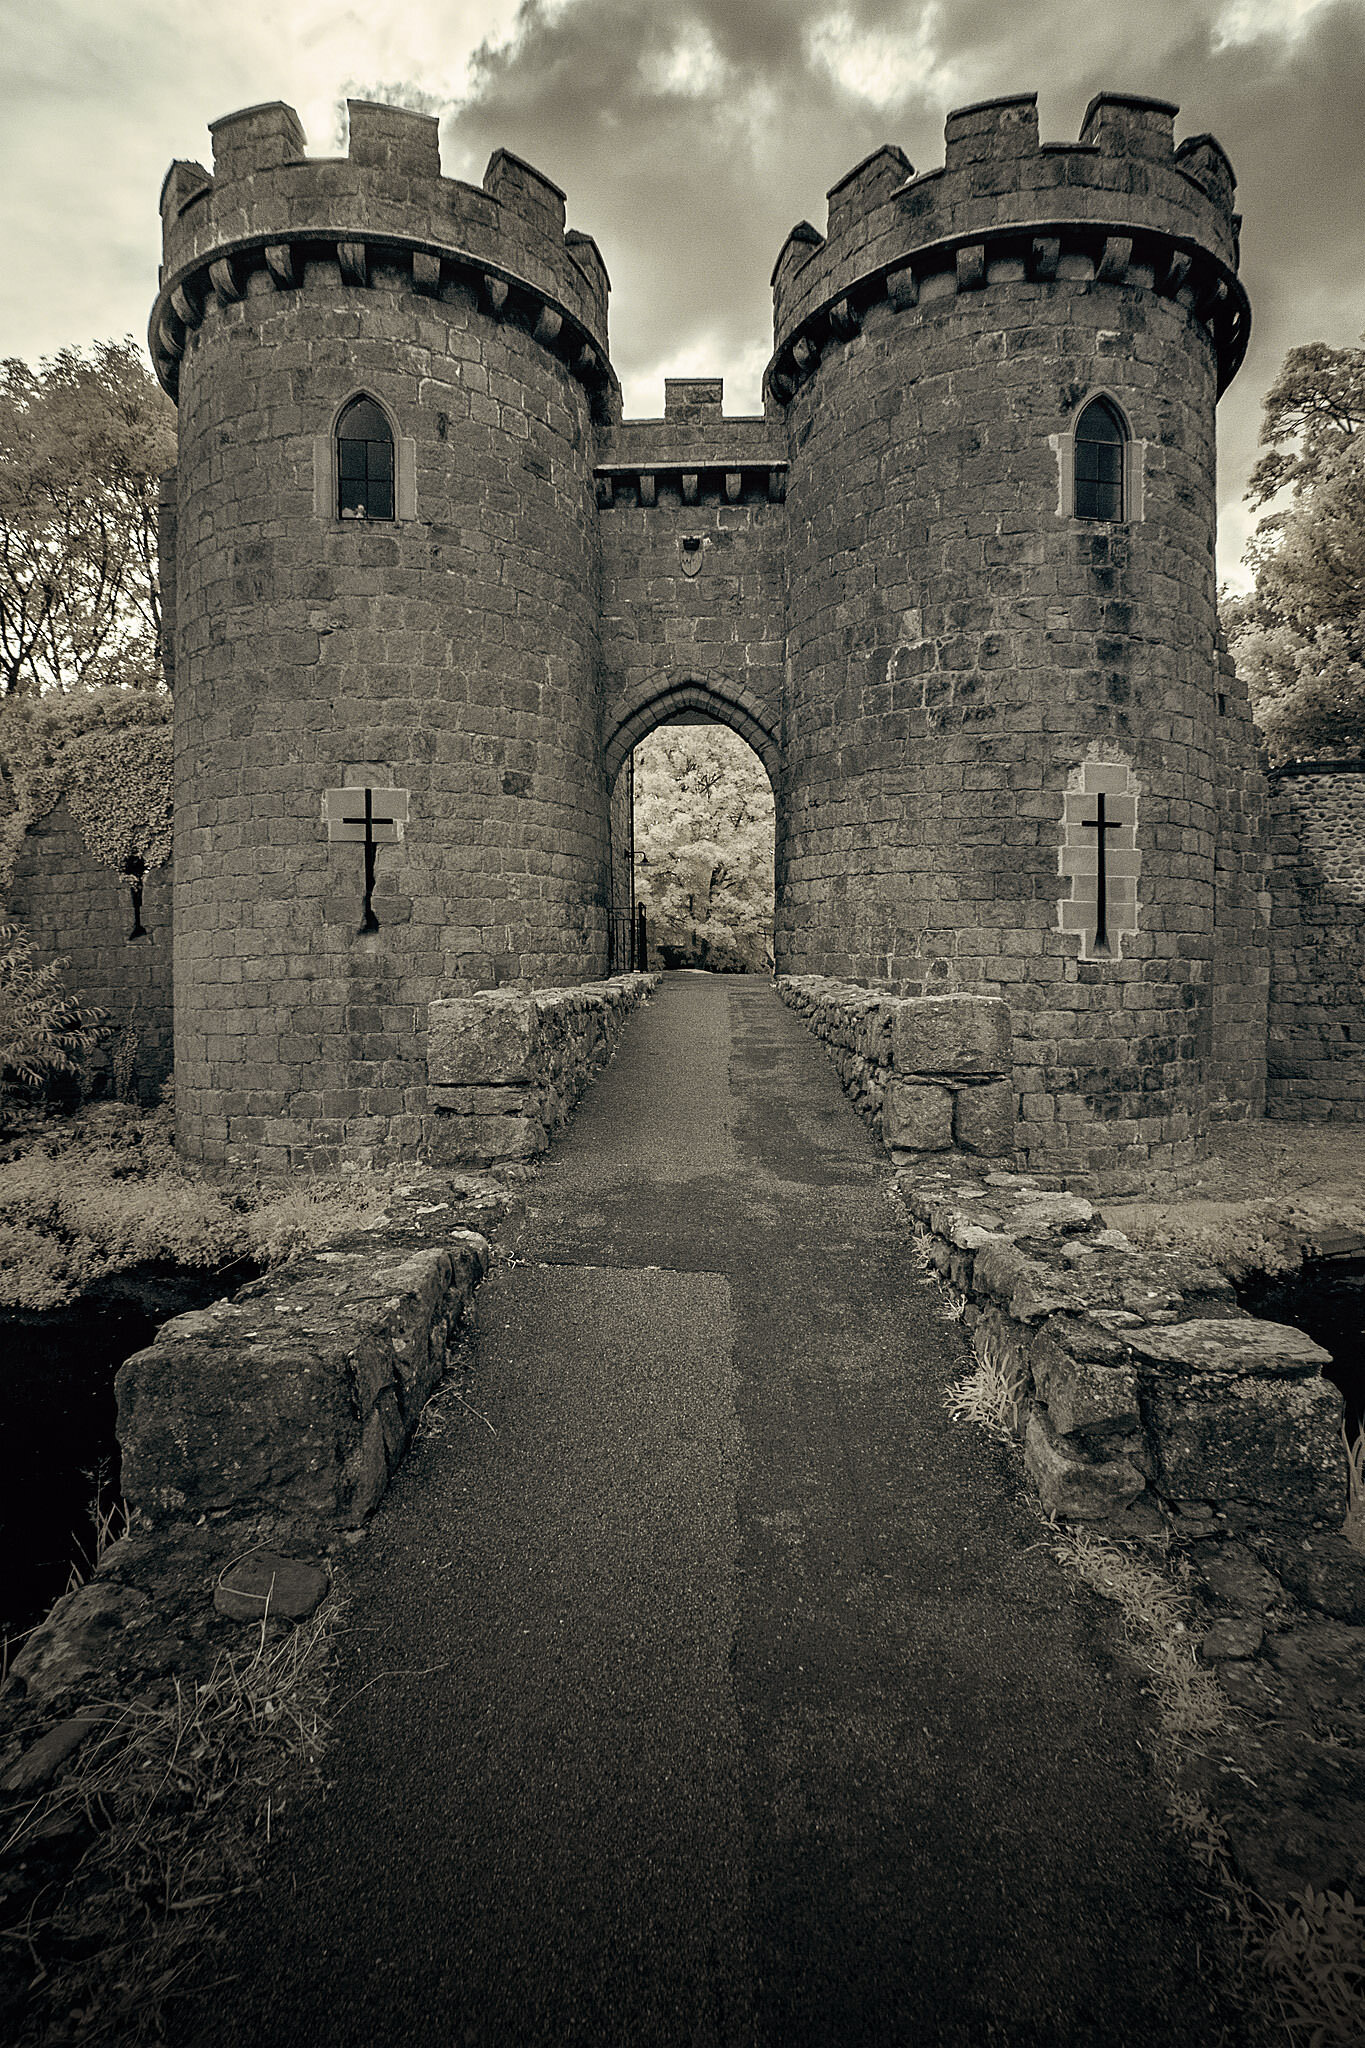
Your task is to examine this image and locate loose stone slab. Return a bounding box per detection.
[1123,1317,1332,1380]
[214,1552,330,1622]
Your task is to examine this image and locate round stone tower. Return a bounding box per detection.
[767,92,1250,1185]
[150,100,617,1167]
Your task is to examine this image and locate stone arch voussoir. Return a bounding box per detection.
[604,681,780,787]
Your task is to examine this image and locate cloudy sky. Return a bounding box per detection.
[3,0,1363,581]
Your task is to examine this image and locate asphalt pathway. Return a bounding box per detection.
[180,975,1242,2048]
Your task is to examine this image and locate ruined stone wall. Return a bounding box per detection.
[154,102,616,1169]
[5,803,173,1097]
[769,95,1249,1190]
[1267,766,1365,1119]
[903,1164,1345,1538]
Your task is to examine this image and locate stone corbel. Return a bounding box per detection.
[828,298,860,338]
[156,314,183,361]
[886,264,919,310]
[208,256,243,305]
[412,251,442,294]
[955,245,986,292]
[768,468,787,503]
[1158,250,1192,298]
[532,305,563,346]
[791,334,818,371]
[638,473,656,508]
[482,273,510,315]
[1029,237,1060,281]
[170,280,203,329]
[595,475,614,508]
[681,473,700,506]
[265,243,298,289]
[725,472,742,503]
[1096,236,1133,284]
[338,241,368,287]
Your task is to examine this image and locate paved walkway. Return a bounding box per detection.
[183,976,1239,2048]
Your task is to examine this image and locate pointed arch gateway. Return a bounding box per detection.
[605,681,781,975]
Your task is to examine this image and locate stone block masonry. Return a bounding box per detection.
[5,802,173,1099]
[144,87,1336,1186]
[1266,765,1365,1119]
[778,975,1014,1162]
[426,971,657,1163]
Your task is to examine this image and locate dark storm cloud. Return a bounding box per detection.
[439,0,1365,574]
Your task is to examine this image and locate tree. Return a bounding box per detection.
[0,340,176,699]
[1224,333,1365,763]
[633,724,774,971]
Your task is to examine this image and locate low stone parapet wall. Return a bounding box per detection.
[777,976,1014,1161]
[117,1193,493,1529]
[425,973,658,1164]
[902,1162,1347,1538]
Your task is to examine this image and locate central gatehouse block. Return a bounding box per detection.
[151,91,1261,1186]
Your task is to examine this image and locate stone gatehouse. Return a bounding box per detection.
[21,86,1348,1185]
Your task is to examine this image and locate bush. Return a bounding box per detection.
[0,921,107,1110]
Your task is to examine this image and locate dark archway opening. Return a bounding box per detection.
[612,718,776,974]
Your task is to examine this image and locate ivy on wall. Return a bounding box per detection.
[0,689,172,910]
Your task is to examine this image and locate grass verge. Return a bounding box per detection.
[1,1593,340,2046]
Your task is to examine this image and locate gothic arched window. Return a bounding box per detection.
[336,396,395,521]
[1073,398,1126,522]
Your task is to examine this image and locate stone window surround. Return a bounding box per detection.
[313,390,417,523]
[1050,389,1146,523]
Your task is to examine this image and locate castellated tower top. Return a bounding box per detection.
[150,99,615,413]
[768,90,1247,405]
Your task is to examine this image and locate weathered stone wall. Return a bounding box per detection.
[1267,765,1365,1119]
[4,802,173,1097]
[426,971,657,1162]
[778,975,1014,1160]
[903,1163,1346,1538]
[154,101,617,1170]
[769,95,1248,1189]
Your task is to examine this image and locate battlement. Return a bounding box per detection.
[768,89,1246,405]
[150,98,614,412]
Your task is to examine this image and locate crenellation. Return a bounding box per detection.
[1079,91,1177,161]
[825,145,914,240]
[346,99,441,178]
[484,147,567,236]
[208,101,307,182]
[1174,133,1237,211]
[943,93,1040,168]
[160,159,212,221]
